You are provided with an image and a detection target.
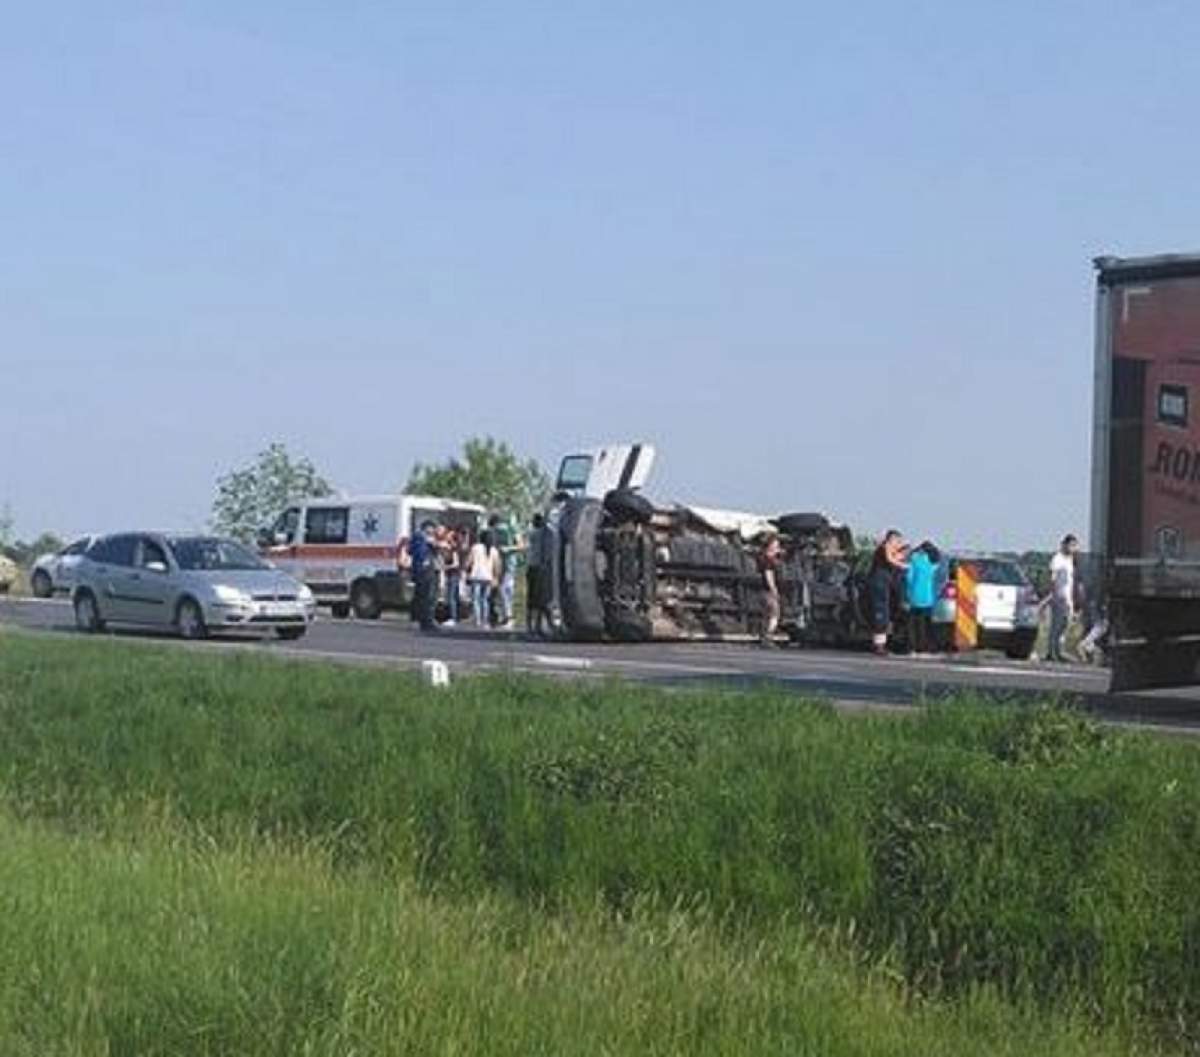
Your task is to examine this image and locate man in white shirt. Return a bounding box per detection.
[1044,534,1079,662]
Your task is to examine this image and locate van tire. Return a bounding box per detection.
[604,489,654,525]
[351,580,382,620]
[32,570,53,598]
[1005,631,1036,661]
[777,512,829,536]
[558,498,607,641]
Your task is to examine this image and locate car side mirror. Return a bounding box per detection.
[146,560,168,574]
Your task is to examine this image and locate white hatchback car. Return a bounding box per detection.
[933,556,1041,659]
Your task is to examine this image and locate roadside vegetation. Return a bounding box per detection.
[0,633,1196,1053]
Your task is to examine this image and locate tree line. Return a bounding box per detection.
[0,437,553,563]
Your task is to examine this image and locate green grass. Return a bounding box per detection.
[0,812,1146,1057]
[0,632,1198,1051]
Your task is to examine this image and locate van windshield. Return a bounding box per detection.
[171,537,268,572]
[557,455,593,493]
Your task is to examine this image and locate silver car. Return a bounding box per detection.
[73,533,317,640]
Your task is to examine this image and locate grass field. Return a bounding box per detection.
[0,631,1196,1054]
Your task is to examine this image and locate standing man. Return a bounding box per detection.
[488,514,518,629]
[1044,534,1079,662]
[408,520,440,632]
[905,541,940,656]
[758,533,783,647]
[868,529,908,657]
[526,513,556,637]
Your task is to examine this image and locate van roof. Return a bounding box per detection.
[299,494,486,512]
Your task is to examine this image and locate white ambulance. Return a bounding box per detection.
[258,495,484,619]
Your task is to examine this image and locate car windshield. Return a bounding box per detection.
[960,558,1030,586]
[170,537,267,572]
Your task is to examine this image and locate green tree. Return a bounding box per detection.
[211,444,334,542]
[406,437,551,524]
[8,532,66,567]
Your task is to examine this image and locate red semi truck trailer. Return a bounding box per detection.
[1093,253,1200,690]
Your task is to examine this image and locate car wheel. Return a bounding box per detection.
[351,580,382,620]
[31,570,54,598]
[73,591,105,633]
[176,598,208,640]
[330,603,351,619]
[275,626,307,641]
[1005,631,1036,661]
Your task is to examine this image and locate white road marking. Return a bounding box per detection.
[2,597,70,607]
[529,655,594,670]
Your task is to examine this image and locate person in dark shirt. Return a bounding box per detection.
[526,513,556,637]
[868,529,908,656]
[408,521,440,632]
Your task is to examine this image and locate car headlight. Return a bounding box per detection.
[298,584,315,603]
[214,585,251,604]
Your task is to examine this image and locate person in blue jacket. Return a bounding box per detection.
[905,541,941,655]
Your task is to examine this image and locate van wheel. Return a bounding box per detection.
[176,598,208,640]
[330,603,350,619]
[32,570,54,598]
[1005,631,1036,661]
[74,591,105,633]
[351,580,381,620]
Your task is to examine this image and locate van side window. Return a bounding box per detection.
[305,507,349,545]
[272,507,300,544]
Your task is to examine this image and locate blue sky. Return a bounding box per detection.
[3,1,1198,549]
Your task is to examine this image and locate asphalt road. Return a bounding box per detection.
[11,595,1200,730]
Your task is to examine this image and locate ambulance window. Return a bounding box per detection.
[272,508,300,544]
[557,455,593,493]
[410,509,440,535]
[305,507,349,545]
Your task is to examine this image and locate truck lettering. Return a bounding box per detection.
[1147,440,1200,483]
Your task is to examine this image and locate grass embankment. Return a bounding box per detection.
[0,633,1197,1053]
[0,816,1125,1057]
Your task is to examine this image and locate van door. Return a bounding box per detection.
[301,504,351,599]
